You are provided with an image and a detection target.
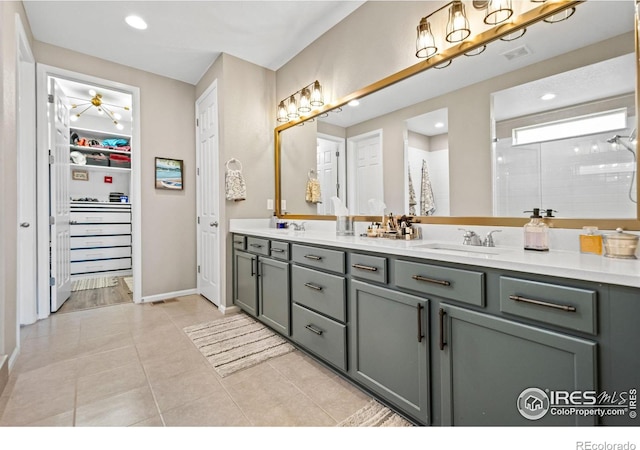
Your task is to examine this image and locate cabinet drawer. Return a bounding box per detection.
[232,235,246,250]
[499,277,597,335]
[247,237,269,256]
[269,240,289,260]
[71,257,131,275]
[291,303,347,371]
[292,244,345,274]
[292,265,346,322]
[71,246,131,262]
[395,260,485,307]
[71,224,131,236]
[350,253,387,284]
[71,211,130,224]
[71,235,131,248]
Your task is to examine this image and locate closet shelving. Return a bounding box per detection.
[70,126,132,173]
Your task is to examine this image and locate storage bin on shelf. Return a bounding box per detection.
[109,154,131,168]
[85,153,109,166]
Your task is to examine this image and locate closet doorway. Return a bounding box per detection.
[35,65,142,319]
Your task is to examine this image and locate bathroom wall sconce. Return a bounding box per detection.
[277,80,324,123]
[416,0,573,62]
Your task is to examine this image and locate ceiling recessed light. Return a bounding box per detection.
[125,15,147,30]
[348,100,360,107]
[540,93,556,101]
[434,122,444,128]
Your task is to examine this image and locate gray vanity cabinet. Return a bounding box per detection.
[233,249,258,316]
[258,257,290,335]
[349,280,430,424]
[233,236,290,334]
[439,303,597,426]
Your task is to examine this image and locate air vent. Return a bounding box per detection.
[500,45,532,61]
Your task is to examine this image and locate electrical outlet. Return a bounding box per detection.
[281,199,287,211]
[267,199,273,210]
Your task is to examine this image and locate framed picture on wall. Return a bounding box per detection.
[155,157,184,190]
[72,169,89,181]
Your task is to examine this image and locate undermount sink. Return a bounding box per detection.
[414,242,505,255]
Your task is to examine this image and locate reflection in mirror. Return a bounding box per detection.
[405,108,450,216]
[277,0,637,225]
[492,53,636,218]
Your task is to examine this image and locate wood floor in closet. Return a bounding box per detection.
[57,277,133,314]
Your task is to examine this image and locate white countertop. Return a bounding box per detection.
[230,221,640,289]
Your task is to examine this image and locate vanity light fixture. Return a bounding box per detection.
[276,80,325,123]
[484,0,514,25]
[69,89,130,130]
[543,7,575,23]
[446,1,471,42]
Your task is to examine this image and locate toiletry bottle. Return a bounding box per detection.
[523,208,549,251]
[270,213,277,228]
[580,226,603,255]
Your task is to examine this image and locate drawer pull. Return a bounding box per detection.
[234,240,244,244]
[305,324,324,336]
[412,275,451,287]
[417,304,424,343]
[271,248,286,253]
[439,308,447,351]
[509,295,577,312]
[304,254,323,261]
[304,282,323,291]
[249,243,263,248]
[352,263,377,272]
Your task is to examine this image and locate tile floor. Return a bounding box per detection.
[0,295,371,427]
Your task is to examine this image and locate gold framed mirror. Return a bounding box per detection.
[275,0,640,230]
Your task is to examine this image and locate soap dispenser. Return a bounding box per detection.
[523,208,549,251]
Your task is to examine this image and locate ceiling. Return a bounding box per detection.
[22,0,365,85]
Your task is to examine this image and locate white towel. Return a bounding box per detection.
[225,159,246,201]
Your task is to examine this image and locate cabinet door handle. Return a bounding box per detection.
[304,254,323,261]
[417,304,424,343]
[352,263,377,272]
[250,258,256,276]
[508,295,577,312]
[305,324,324,336]
[249,243,263,248]
[412,275,451,287]
[439,308,447,351]
[271,248,285,253]
[304,282,323,291]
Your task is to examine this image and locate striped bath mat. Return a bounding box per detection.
[184,313,295,378]
[71,277,118,292]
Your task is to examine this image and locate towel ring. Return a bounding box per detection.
[226,158,243,171]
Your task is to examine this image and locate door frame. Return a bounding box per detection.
[16,13,37,328]
[35,64,142,318]
[195,80,223,307]
[317,132,346,214]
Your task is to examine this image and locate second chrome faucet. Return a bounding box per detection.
[459,228,502,247]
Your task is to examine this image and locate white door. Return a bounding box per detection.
[348,131,384,215]
[49,78,72,312]
[17,27,37,325]
[196,84,220,305]
[316,137,339,215]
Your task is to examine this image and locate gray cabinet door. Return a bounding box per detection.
[439,304,597,426]
[349,280,430,425]
[233,250,257,316]
[259,257,290,335]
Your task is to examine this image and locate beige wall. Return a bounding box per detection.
[196,53,276,307]
[34,43,197,298]
[1,0,34,390]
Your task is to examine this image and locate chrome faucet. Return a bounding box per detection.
[290,221,306,231]
[483,230,502,247]
[459,228,482,246]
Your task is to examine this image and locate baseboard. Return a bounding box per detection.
[140,288,198,304]
[219,304,240,315]
[0,354,8,396]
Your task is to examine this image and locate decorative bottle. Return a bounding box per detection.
[523,208,549,251]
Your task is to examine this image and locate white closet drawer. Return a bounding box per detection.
[71,258,132,275]
[71,235,131,248]
[71,223,131,236]
[71,211,131,224]
[71,247,131,262]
